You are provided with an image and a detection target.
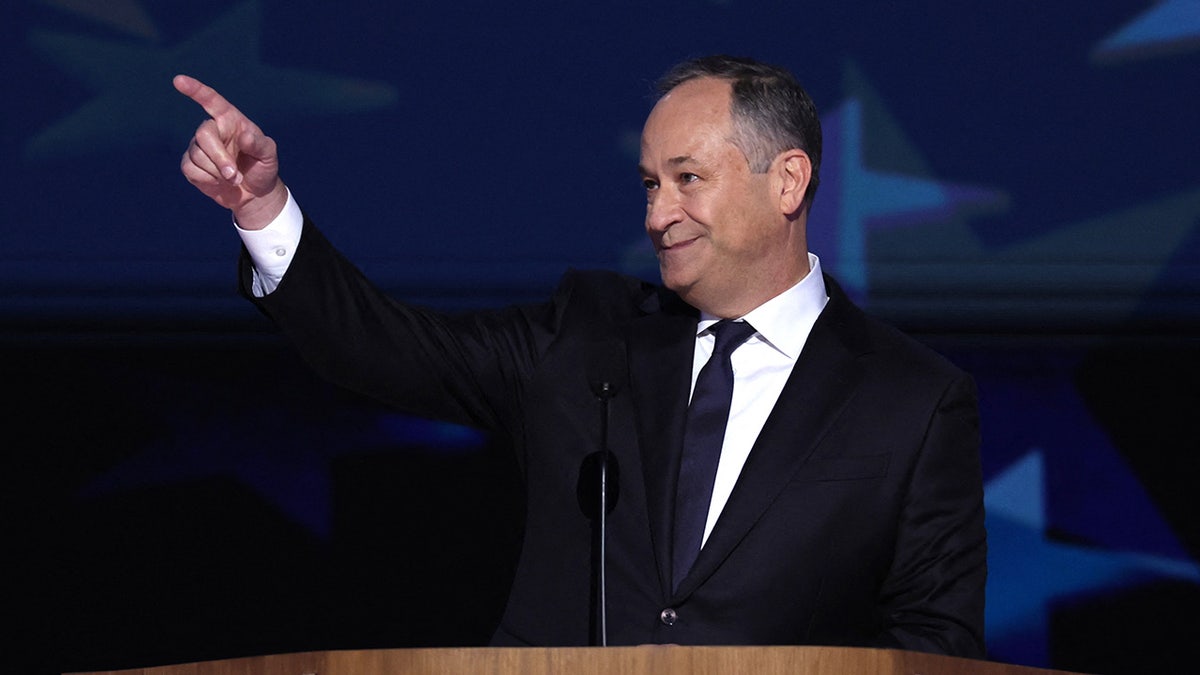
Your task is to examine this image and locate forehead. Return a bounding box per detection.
[652,77,733,119]
[641,77,735,159]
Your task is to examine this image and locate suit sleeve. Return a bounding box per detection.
[874,372,988,658]
[240,215,561,443]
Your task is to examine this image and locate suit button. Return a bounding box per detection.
[659,608,678,626]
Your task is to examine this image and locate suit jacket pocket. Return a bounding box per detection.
[791,454,890,482]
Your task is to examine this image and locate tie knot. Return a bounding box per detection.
[709,320,756,357]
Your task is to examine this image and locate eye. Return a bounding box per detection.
[680,172,699,184]
[642,178,659,191]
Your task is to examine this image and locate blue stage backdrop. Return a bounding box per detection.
[3,1,1199,674]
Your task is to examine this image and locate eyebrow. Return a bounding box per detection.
[638,155,700,175]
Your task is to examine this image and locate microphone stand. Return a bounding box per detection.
[596,381,613,647]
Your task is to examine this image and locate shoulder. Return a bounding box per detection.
[555,269,661,304]
[547,268,686,325]
[820,274,968,386]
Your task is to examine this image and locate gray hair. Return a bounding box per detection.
[657,55,822,209]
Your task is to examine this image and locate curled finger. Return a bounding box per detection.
[191,119,241,182]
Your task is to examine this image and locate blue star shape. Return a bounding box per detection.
[1092,0,1200,63]
[985,449,1200,666]
[805,63,1007,303]
[25,0,398,160]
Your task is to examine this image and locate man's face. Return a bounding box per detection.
[639,77,798,317]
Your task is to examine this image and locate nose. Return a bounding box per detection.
[645,188,682,234]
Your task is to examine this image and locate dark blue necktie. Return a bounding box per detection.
[672,319,757,592]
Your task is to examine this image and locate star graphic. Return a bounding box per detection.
[1092,0,1200,64]
[983,356,1195,553]
[808,117,1002,300]
[25,0,398,160]
[985,446,1200,666]
[806,62,1008,303]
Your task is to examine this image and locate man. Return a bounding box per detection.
[177,56,986,656]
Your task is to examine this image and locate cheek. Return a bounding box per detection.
[681,194,719,231]
[719,214,764,252]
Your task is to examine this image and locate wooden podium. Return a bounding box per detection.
[68,646,1085,675]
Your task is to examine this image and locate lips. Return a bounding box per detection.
[659,233,700,251]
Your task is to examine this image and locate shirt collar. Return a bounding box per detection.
[696,253,829,360]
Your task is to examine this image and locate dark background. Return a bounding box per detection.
[3,1,1199,673]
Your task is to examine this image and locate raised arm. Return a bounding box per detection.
[174,75,289,230]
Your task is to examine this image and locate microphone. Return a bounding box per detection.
[587,349,625,401]
[578,347,624,646]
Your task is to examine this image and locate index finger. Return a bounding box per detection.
[173,74,242,121]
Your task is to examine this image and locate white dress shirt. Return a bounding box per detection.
[236,192,830,547]
[691,256,828,545]
[237,187,303,297]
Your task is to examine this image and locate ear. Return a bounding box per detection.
[776,150,812,216]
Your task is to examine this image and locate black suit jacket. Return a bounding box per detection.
[244,218,987,656]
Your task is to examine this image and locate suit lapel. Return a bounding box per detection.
[628,293,697,601]
[671,286,867,599]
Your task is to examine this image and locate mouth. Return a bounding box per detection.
[658,234,700,253]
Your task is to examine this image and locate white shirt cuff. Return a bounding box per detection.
[234,188,302,296]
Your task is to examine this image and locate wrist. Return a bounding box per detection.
[233,180,289,230]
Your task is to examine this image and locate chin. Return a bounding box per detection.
[658,267,682,290]
[660,273,697,301]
